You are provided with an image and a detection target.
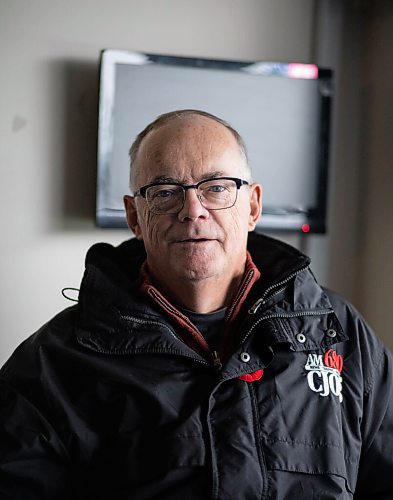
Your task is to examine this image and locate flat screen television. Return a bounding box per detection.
[96,49,333,233]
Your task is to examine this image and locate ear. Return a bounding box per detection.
[124,195,143,240]
[248,183,262,231]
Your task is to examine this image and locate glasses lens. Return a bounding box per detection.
[146,184,184,214]
[198,179,237,209]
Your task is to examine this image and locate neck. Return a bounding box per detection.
[147,269,245,314]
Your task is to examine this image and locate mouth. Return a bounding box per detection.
[177,238,213,243]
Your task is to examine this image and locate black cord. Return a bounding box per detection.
[61,287,79,302]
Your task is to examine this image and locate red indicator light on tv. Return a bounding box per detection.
[301,223,311,233]
[288,64,318,79]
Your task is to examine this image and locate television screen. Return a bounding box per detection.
[96,50,332,233]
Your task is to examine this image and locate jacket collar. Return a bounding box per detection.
[139,251,261,361]
[76,233,345,359]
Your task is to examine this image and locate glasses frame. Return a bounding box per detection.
[134,176,249,215]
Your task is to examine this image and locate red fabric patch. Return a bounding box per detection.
[239,369,264,382]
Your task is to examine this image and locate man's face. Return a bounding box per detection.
[124,115,262,288]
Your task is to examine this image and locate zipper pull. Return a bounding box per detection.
[249,298,265,315]
[212,351,222,370]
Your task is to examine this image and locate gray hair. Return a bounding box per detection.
[128,109,250,190]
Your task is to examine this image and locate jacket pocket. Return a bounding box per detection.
[263,436,356,498]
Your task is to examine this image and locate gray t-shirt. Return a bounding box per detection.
[178,306,227,351]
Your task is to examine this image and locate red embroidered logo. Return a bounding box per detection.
[323,349,343,373]
[239,369,264,382]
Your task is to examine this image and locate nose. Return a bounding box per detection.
[177,188,210,221]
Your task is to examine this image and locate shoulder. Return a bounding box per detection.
[1,306,78,382]
[323,287,392,395]
[323,287,389,357]
[323,287,385,349]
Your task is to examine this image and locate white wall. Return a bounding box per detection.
[0,0,392,365]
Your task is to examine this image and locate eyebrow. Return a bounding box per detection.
[148,171,226,185]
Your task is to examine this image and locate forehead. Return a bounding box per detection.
[134,116,246,184]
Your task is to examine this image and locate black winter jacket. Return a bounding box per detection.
[1,233,392,499]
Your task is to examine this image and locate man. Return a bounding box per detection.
[0,110,392,499]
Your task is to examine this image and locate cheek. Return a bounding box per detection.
[228,203,250,235]
[228,207,243,229]
[139,209,170,247]
[214,205,249,248]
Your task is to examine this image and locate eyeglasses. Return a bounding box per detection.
[134,177,249,215]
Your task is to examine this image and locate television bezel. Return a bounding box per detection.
[96,50,333,233]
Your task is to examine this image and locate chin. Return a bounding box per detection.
[174,261,221,282]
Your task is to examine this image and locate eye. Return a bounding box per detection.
[208,184,226,193]
[148,185,182,202]
[201,181,231,194]
[154,189,175,199]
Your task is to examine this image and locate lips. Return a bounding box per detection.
[170,233,215,243]
[168,230,219,244]
[176,238,213,244]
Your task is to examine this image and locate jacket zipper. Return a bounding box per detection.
[225,269,255,322]
[148,289,202,335]
[241,308,334,347]
[212,350,222,369]
[83,312,211,366]
[248,265,310,315]
[148,289,211,346]
[148,289,221,367]
[244,264,335,345]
